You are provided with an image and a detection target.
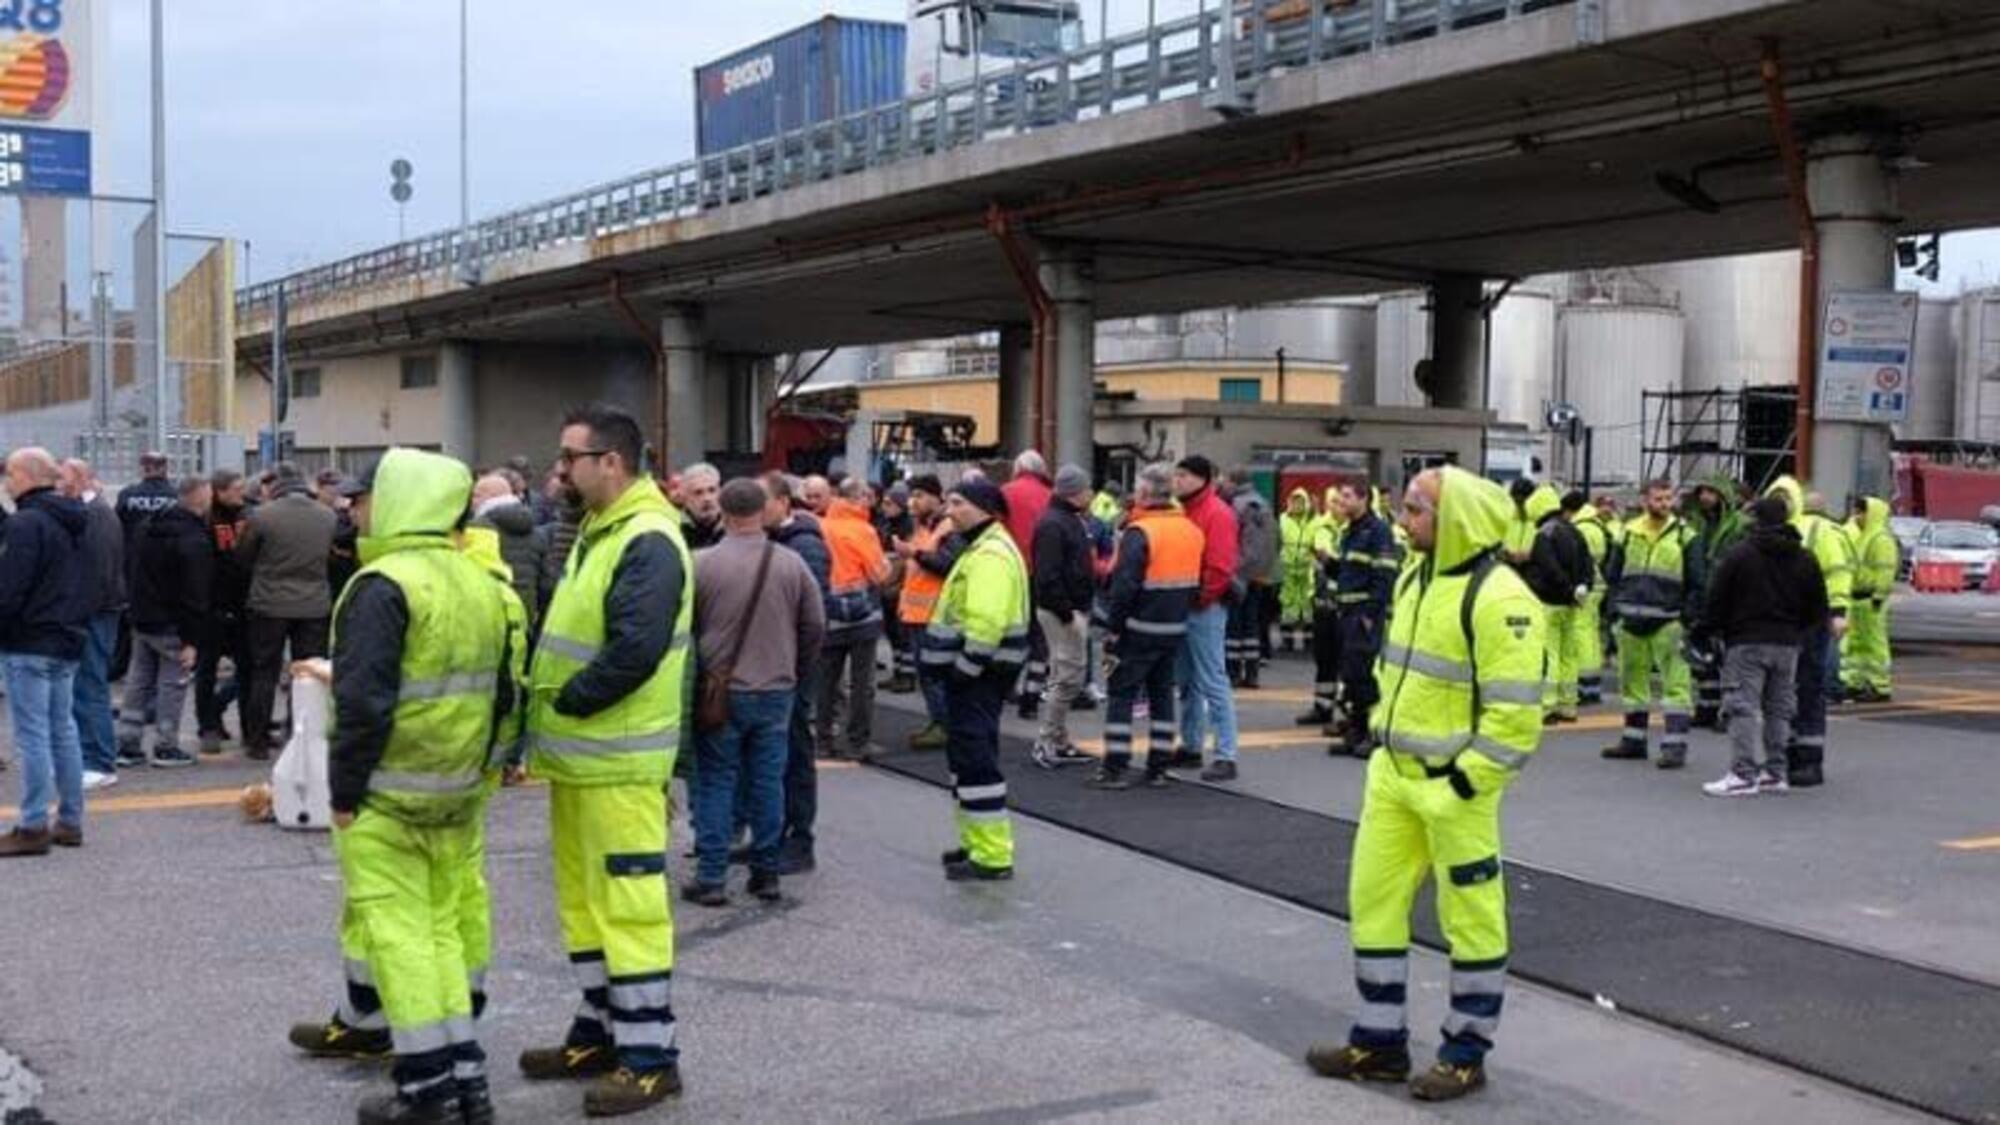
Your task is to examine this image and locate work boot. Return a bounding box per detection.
[115,739,146,769]
[1788,763,1824,789]
[747,870,782,903]
[1409,1060,1487,1102]
[776,840,816,875]
[679,882,728,908]
[1294,708,1332,727]
[1200,760,1238,783]
[940,847,968,866]
[49,823,83,848]
[0,827,52,858]
[1304,1042,1411,1082]
[943,858,1014,882]
[879,673,916,694]
[1143,766,1171,788]
[1166,748,1203,770]
[1016,698,1040,721]
[356,1090,462,1125]
[198,730,226,755]
[1071,691,1098,712]
[1241,666,1261,690]
[1087,767,1131,791]
[908,723,948,751]
[583,1064,682,1117]
[518,1041,618,1081]
[1655,750,1687,771]
[1600,742,1647,761]
[456,1077,495,1125]
[289,1015,393,1059]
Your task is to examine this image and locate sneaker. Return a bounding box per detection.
[1305,1042,1411,1082]
[679,882,728,908]
[152,747,198,769]
[1410,1060,1487,1102]
[1757,769,1791,795]
[518,1042,618,1081]
[746,870,782,902]
[943,858,1014,882]
[82,769,119,792]
[356,1089,462,1125]
[288,1015,392,1059]
[198,730,225,755]
[1199,760,1239,783]
[1702,772,1760,797]
[584,1064,682,1117]
[114,743,146,770]
[1046,744,1093,767]
[1087,767,1131,791]
[1030,741,1061,771]
[1600,742,1647,761]
[908,723,948,751]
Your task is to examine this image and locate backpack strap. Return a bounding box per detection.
[1460,551,1501,724]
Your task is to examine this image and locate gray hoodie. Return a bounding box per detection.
[1230,486,1278,585]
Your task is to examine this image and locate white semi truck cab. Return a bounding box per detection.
[906,0,1085,97]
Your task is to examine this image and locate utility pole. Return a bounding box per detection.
[149,0,169,452]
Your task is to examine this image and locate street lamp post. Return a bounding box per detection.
[149,0,169,451]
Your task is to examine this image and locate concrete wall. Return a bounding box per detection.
[856,376,1000,440]
[470,341,656,468]
[1094,400,1485,489]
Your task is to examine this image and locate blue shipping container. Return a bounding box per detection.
[695,17,907,157]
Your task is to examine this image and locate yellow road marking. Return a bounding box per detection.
[1941,835,2000,851]
[1,786,245,819]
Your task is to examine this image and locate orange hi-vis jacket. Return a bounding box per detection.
[823,499,891,639]
[899,517,950,626]
[1102,504,1205,647]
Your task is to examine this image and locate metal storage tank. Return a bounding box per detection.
[1901,297,1958,441]
[1960,289,2000,444]
[695,18,907,156]
[1095,316,1184,364]
[1230,298,1378,397]
[1488,287,1557,428]
[1373,291,1431,409]
[1627,251,1800,397]
[1554,303,1685,486]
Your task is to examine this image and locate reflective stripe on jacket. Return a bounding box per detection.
[1104,505,1203,643]
[923,520,1030,679]
[527,478,692,787]
[1611,515,1696,625]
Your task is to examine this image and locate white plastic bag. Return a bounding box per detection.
[272,662,333,831]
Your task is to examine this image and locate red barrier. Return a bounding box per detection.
[1912,562,1966,593]
[1986,564,2000,595]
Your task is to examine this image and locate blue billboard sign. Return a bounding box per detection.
[0,124,89,195]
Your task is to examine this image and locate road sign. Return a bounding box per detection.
[0,124,89,195]
[390,157,412,181]
[390,180,412,203]
[1816,290,1919,423]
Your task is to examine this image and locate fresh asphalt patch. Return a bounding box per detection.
[870,705,2000,1124]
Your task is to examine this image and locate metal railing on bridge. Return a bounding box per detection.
[236,0,1576,316]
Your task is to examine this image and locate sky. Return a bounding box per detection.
[41,0,2000,295]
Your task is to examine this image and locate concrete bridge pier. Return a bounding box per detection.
[661,304,710,471]
[439,341,477,463]
[1040,248,1097,473]
[1427,274,1487,412]
[997,323,1035,456]
[1807,132,1899,511]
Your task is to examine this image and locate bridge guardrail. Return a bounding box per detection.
[236,0,1572,318]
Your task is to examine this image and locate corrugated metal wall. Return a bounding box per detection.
[695,18,907,156]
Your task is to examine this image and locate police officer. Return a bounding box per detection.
[1842,495,1898,702]
[315,449,524,1125]
[1090,463,1202,789]
[1763,477,1852,787]
[1326,479,1398,757]
[519,405,691,1117]
[1306,466,1546,1102]
[1602,479,1703,769]
[925,477,1032,881]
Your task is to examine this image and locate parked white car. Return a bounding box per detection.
[1912,521,1999,590]
[1890,516,1927,582]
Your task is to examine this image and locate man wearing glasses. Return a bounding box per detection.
[518,405,692,1117]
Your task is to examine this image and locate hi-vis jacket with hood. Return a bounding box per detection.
[1569,504,1611,592]
[924,518,1032,680]
[1279,489,1318,601]
[1764,476,1853,616]
[329,449,525,826]
[1610,509,1701,632]
[1370,467,1548,794]
[1848,496,1898,601]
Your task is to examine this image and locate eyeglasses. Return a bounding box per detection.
[557,447,610,467]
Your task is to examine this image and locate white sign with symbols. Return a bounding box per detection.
[1816,290,1919,423]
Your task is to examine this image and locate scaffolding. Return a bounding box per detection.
[1641,386,1799,493]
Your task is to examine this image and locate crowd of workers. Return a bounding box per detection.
[0,406,1910,1115]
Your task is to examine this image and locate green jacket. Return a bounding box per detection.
[332,448,522,827]
[1690,475,1747,562]
[925,519,1031,680]
[1371,467,1547,793]
[1764,476,1854,615]
[527,477,693,787]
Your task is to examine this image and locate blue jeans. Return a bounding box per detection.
[73,611,120,773]
[1176,603,1238,762]
[694,689,793,885]
[4,653,86,832]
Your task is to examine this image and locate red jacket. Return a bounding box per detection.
[1182,484,1240,608]
[1000,472,1052,571]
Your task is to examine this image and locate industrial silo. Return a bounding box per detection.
[1631,251,1801,398]
[1373,291,1431,409]
[1231,298,1379,400]
[1554,302,1686,486]
[1095,315,1184,364]
[1488,287,1558,429]
[1901,296,1958,441]
[1960,289,2000,444]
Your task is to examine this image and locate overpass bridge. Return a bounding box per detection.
[234,0,2000,497]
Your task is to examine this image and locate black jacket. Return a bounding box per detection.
[474,501,547,632]
[209,500,251,615]
[1700,523,1829,648]
[1523,514,1593,608]
[79,496,127,615]
[0,488,91,659]
[115,476,177,549]
[1031,495,1095,620]
[130,505,215,643]
[773,512,833,598]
